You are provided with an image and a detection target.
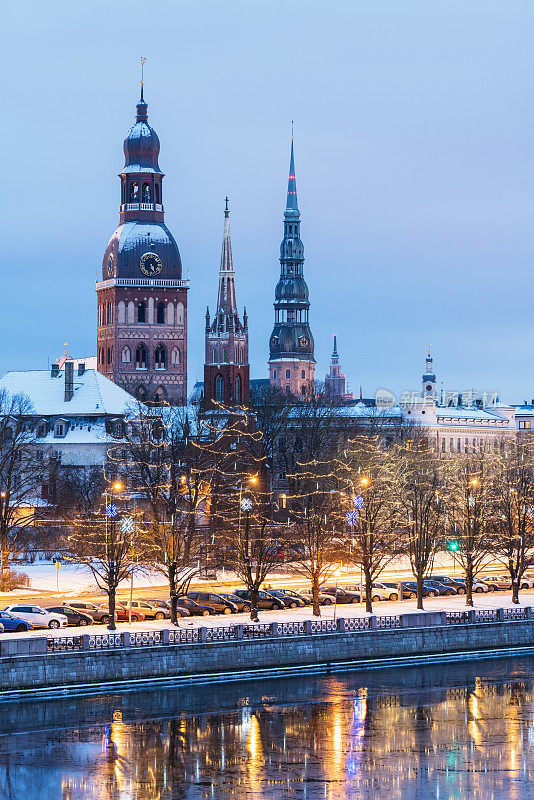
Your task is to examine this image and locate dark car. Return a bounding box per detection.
[423,580,455,596]
[430,576,465,594]
[402,581,438,598]
[0,610,32,632]
[139,598,191,618]
[322,588,362,604]
[176,598,216,617]
[279,589,310,606]
[266,590,305,608]
[68,602,111,623]
[47,606,93,626]
[187,592,238,615]
[218,593,251,613]
[233,590,285,610]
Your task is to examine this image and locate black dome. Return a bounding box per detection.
[275,276,309,302]
[269,323,315,360]
[122,101,161,174]
[102,222,182,281]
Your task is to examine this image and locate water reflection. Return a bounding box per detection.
[1,658,534,798]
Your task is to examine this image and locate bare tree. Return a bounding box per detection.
[0,391,48,590]
[488,442,534,604]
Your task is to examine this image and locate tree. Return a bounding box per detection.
[395,436,446,609]
[338,434,403,612]
[0,391,47,590]
[488,443,534,604]
[65,481,133,629]
[446,450,498,606]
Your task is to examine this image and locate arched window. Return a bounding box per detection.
[171,347,180,365]
[107,347,111,365]
[130,182,139,201]
[121,347,131,363]
[138,302,146,323]
[222,348,228,362]
[155,344,167,370]
[157,302,165,324]
[167,302,174,325]
[301,370,306,380]
[176,302,184,324]
[136,385,147,401]
[135,343,147,369]
[127,301,135,324]
[234,348,238,363]
[285,369,291,379]
[235,374,242,403]
[155,183,160,203]
[215,375,224,402]
[273,369,277,380]
[285,385,291,397]
[118,301,125,324]
[212,348,217,363]
[142,183,151,202]
[110,346,114,365]
[301,385,306,396]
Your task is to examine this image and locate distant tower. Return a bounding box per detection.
[325,335,346,399]
[422,345,437,401]
[269,133,315,398]
[96,68,188,405]
[204,199,249,407]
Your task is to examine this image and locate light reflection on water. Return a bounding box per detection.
[1,657,534,799]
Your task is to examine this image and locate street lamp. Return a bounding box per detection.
[104,480,124,631]
[333,567,342,623]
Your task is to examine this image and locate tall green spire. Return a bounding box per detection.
[286,130,299,214]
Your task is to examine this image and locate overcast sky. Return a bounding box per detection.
[3,1,534,402]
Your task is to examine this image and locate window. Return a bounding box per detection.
[301,385,306,396]
[107,347,111,365]
[127,301,135,324]
[280,493,287,509]
[155,183,160,203]
[167,302,174,325]
[301,370,305,380]
[135,343,148,369]
[176,302,184,324]
[212,348,217,363]
[171,347,180,365]
[115,422,124,438]
[157,302,165,324]
[138,302,146,323]
[273,370,277,380]
[121,347,131,363]
[54,422,66,438]
[130,182,139,201]
[223,348,228,362]
[285,385,291,396]
[154,387,166,405]
[235,374,242,403]
[441,439,446,452]
[142,183,151,202]
[215,375,224,402]
[118,301,125,324]
[155,344,167,370]
[285,369,291,379]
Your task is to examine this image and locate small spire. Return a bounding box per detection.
[140,57,146,101]
[428,341,431,359]
[332,334,338,357]
[359,386,363,402]
[225,196,229,217]
[136,58,148,122]
[286,129,299,213]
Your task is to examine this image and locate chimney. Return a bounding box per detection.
[78,362,85,376]
[51,363,59,378]
[64,361,74,402]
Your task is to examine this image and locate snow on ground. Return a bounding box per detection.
[9,562,171,594]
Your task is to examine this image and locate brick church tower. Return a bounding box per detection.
[204,200,249,408]
[269,135,315,397]
[96,80,188,405]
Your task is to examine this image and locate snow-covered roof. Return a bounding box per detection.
[435,407,508,421]
[0,369,136,417]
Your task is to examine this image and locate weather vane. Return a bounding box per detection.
[140,57,146,100]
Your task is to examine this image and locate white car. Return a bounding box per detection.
[3,604,68,629]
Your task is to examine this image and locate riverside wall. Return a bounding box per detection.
[2,612,534,696]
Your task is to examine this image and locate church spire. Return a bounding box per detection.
[136,57,148,122]
[216,197,237,314]
[286,125,299,214]
[332,334,339,362]
[422,343,437,401]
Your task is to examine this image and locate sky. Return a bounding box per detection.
[3,0,534,403]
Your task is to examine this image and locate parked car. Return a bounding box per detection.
[322,588,362,604]
[401,582,438,598]
[3,604,67,629]
[265,590,306,608]
[96,604,145,623]
[176,598,216,616]
[187,592,238,614]
[128,600,170,620]
[46,606,93,626]
[454,577,490,593]
[423,580,456,597]
[139,599,191,618]
[430,576,466,594]
[233,590,285,610]
[217,593,251,613]
[380,582,417,599]
[0,610,32,632]
[68,602,112,623]
[299,589,334,606]
[278,589,310,605]
[344,584,398,602]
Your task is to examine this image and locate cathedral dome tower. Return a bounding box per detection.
[268,134,315,397]
[96,71,188,405]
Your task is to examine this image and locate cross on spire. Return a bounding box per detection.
[140,57,146,101]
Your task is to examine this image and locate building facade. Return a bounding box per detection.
[269,137,315,397]
[96,87,188,405]
[204,201,249,407]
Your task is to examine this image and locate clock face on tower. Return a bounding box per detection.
[140,252,163,277]
[270,336,279,348]
[106,253,114,278]
[299,336,309,348]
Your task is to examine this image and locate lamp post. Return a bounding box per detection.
[333,566,342,623]
[104,481,123,631]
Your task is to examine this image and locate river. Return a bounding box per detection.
[1,656,534,799]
